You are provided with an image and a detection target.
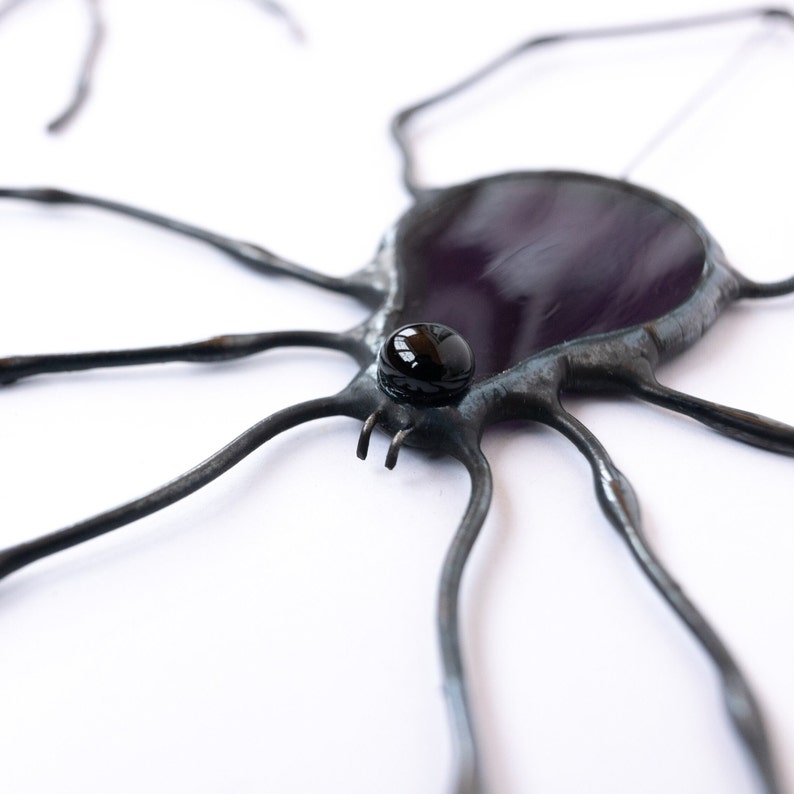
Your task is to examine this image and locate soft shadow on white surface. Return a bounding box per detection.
[0,2,792,792]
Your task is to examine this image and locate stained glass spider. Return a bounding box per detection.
[1,4,793,793]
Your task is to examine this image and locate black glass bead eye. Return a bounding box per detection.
[377,323,475,405]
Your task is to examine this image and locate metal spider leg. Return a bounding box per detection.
[0,187,383,305]
[737,271,794,299]
[46,0,104,134]
[438,446,492,794]
[0,330,369,385]
[251,0,304,42]
[390,6,793,196]
[0,394,350,582]
[0,0,104,134]
[2,0,306,133]
[544,405,782,794]
[624,376,794,456]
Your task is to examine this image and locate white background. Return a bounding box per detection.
[0,1,793,792]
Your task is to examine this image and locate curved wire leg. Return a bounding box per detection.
[736,271,794,298]
[623,374,794,456]
[544,406,782,794]
[3,0,303,133]
[738,277,794,299]
[0,0,104,134]
[438,447,493,794]
[0,330,369,385]
[0,187,381,304]
[391,6,793,196]
[0,394,348,582]
[46,0,104,134]
[251,0,304,42]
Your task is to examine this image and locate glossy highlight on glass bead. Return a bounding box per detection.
[378,323,475,405]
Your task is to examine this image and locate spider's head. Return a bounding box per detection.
[356,322,477,469]
[377,323,475,407]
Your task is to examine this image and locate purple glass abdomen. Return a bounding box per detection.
[395,173,706,379]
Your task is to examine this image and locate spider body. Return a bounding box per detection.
[1,6,793,794]
[352,170,739,468]
[392,171,711,374]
